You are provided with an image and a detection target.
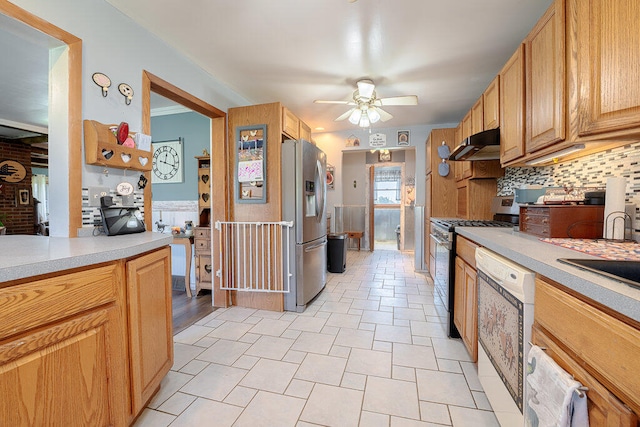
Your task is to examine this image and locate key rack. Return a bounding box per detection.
[83,119,152,172]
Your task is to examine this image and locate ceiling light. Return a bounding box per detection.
[525,144,585,166]
[314,127,325,131]
[348,108,362,125]
[367,107,381,123]
[359,112,370,128]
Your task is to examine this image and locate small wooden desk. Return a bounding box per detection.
[346,231,364,251]
[172,234,195,297]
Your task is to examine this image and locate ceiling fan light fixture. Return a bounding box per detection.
[367,107,381,124]
[359,112,370,128]
[348,108,362,125]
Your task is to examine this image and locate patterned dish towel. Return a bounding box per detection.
[525,345,589,427]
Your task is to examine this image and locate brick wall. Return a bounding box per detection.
[0,141,35,235]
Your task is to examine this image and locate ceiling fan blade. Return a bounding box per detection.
[377,95,418,106]
[335,107,356,121]
[356,80,375,100]
[375,107,394,122]
[314,100,354,105]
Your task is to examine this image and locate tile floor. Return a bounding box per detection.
[134,249,499,427]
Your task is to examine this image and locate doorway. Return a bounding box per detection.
[370,164,404,251]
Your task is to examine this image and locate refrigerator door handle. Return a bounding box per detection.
[315,159,326,223]
[304,240,327,252]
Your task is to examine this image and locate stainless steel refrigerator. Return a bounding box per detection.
[282,139,327,312]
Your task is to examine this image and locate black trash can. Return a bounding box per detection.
[327,233,347,273]
[396,225,401,250]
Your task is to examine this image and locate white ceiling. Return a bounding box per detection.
[0,0,553,137]
[106,0,553,133]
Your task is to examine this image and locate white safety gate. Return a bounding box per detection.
[215,221,293,293]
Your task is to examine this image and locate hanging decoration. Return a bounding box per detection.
[118,83,134,105]
[92,72,111,97]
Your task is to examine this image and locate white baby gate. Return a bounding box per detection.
[214,221,293,293]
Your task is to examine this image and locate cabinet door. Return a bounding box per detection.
[462,264,478,362]
[0,308,126,426]
[532,326,637,427]
[570,0,640,140]
[500,45,526,164]
[526,0,566,153]
[453,257,465,336]
[483,76,500,130]
[126,247,173,415]
[425,134,432,175]
[459,112,472,179]
[299,120,311,142]
[471,97,484,135]
[282,107,300,139]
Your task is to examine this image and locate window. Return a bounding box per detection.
[374,166,402,205]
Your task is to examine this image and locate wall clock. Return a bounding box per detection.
[0,160,27,183]
[152,139,183,183]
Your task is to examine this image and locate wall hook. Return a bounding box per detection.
[92,72,111,97]
[118,83,134,105]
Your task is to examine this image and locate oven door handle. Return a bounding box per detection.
[429,233,447,246]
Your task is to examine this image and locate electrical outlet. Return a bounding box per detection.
[88,186,109,207]
[121,194,134,206]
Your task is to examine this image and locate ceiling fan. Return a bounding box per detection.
[314,79,418,128]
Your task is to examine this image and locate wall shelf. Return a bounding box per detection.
[83,119,152,172]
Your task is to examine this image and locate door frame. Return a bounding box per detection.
[368,162,405,251]
[141,71,229,307]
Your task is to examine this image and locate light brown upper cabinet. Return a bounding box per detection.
[483,76,500,130]
[500,45,526,165]
[282,106,300,139]
[569,0,640,141]
[471,97,484,135]
[299,120,311,142]
[525,0,566,153]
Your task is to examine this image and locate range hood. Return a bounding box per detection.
[449,128,500,161]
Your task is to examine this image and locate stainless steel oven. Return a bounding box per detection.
[429,217,515,338]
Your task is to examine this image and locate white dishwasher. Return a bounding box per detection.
[476,247,535,427]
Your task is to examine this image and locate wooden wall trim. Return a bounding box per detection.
[0,1,83,237]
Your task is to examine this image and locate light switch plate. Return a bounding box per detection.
[88,186,109,207]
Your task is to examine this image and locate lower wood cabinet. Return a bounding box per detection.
[126,247,173,418]
[453,235,479,362]
[533,277,640,425]
[194,226,212,295]
[0,246,173,426]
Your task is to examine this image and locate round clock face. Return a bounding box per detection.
[116,181,134,196]
[152,145,180,180]
[0,160,27,183]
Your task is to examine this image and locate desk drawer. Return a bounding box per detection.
[194,227,210,239]
[195,238,210,251]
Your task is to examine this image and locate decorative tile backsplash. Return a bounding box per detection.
[498,141,640,233]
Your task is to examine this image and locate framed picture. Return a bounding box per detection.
[345,135,360,147]
[152,139,184,184]
[18,189,30,205]
[235,124,267,203]
[326,165,335,190]
[397,130,410,146]
[378,150,391,162]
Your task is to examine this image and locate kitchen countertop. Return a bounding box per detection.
[456,227,640,323]
[0,232,174,283]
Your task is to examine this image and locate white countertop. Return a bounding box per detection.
[456,227,640,323]
[0,232,173,283]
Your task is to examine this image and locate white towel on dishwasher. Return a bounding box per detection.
[525,345,589,427]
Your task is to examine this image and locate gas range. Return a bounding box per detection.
[431,218,515,232]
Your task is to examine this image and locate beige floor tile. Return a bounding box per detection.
[350,298,380,310]
[362,310,394,325]
[283,349,308,364]
[244,335,294,360]
[359,322,377,331]
[334,328,375,349]
[173,325,215,345]
[193,336,218,348]
[132,409,175,427]
[223,386,257,407]
[289,316,327,332]
[431,337,473,362]
[341,371,367,390]
[392,365,416,382]
[390,416,439,426]
[147,371,193,409]
[329,344,352,358]
[248,318,291,336]
[156,392,196,416]
[380,297,409,308]
[237,332,261,344]
[319,300,352,313]
[412,336,432,346]
[239,358,298,393]
[172,343,206,371]
[291,331,336,354]
[321,325,340,335]
[343,289,370,299]
[300,384,363,427]
[375,324,413,344]
[346,348,392,378]
[410,320,447,338]
[207,321,253,340]
[472,390,493,411]
[285,378,315,399]
[419,401,451,425]
[295,353,347,385]
[448,406,499,427]
[196,339,251,366]
[180,363,247,401]
[169,397,243,427]
[253,309,285,319]
[460,361,483,391]
[214,307,258,322]
[370,288,395,297]
[373,340,393,352]
[363,376,420,419]
[360,411,390,427]
[232,354,260,370]
[415,369,475,408]
[326,312,362,329]
[242,316,261,325]
[436,358,462,373]
[394,319,411,327]
[234,391,306,427]
[179,359,209,376]
[394,307,427,322]
[281,328,302,340]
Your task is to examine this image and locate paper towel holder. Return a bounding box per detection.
[603,211,633,242]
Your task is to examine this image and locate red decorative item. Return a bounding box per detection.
[122,136,135,148]
[116,122,129,144]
